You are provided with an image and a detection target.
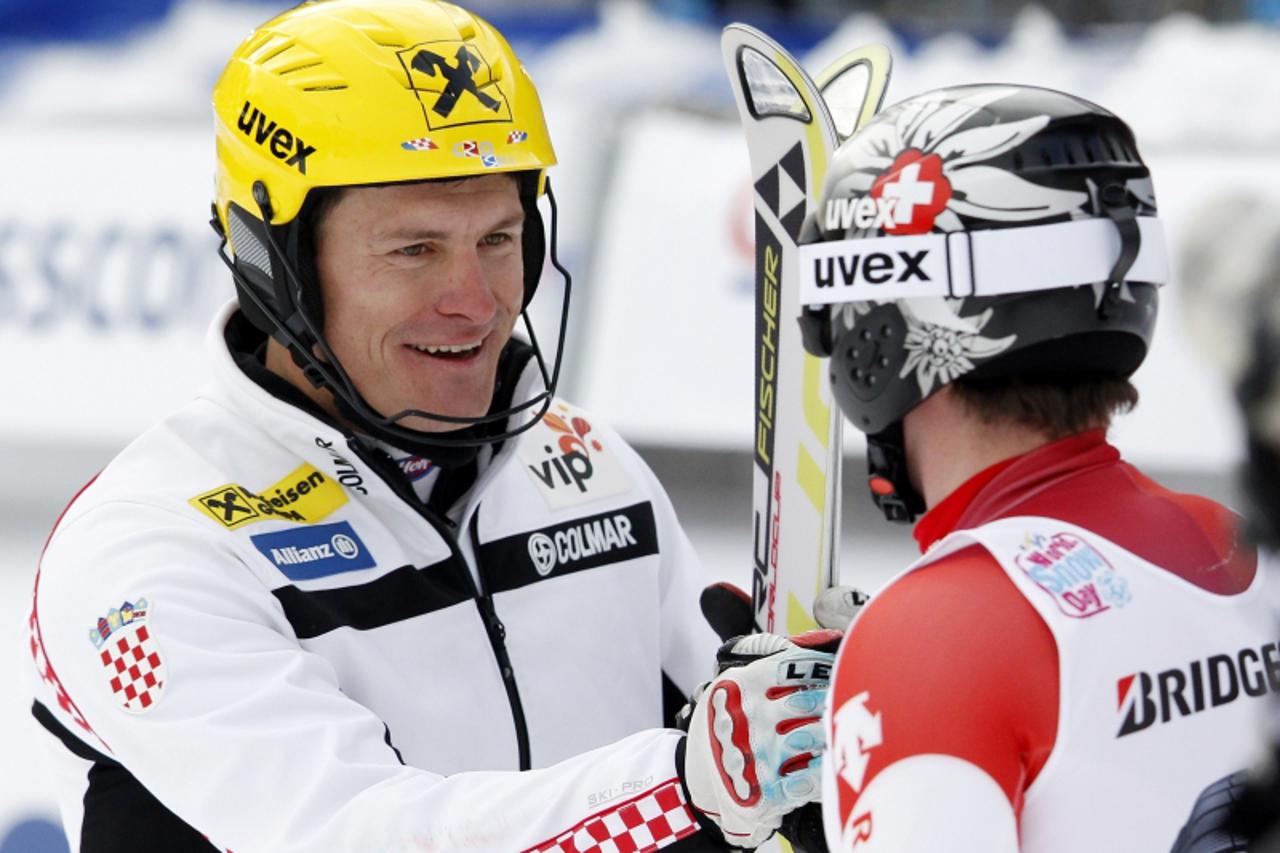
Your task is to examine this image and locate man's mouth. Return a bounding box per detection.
[407,340,483,361]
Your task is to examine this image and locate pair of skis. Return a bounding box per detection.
[717,25,891,853]
[720,27,892,639]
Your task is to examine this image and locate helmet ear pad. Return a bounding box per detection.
[518,173,546,309]
[224,201,307,347]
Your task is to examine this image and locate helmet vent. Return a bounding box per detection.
[275,59,323,76]
[228,207,274,279]
[351,18,409,48]
[249,35,297,67]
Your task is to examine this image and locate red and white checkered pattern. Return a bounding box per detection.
[29,606,97,737]
[100,623,166,713]
[401,137,438,151]
[526,778,698,853]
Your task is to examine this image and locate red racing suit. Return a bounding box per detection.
[824,430,1277,852]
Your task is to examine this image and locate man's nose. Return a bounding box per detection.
[435,249,497,323]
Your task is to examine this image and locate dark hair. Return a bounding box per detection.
[307,187,346,231]
[950,372,1138,438]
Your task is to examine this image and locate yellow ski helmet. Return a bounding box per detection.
[209,0,570,454]
[213,0,556,229]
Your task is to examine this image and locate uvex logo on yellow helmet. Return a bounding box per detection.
[235,101,316,174]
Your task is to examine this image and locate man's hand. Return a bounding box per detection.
[679,632,838,849]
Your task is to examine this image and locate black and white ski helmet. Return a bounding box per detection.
[799,84,1167,436]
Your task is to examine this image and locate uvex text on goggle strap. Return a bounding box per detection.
[214,178,574,448]
[797,216,1168,309]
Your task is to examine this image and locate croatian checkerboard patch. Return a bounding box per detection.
[90,597,166,713]
[526,778,697,853]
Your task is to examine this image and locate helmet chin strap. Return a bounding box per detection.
[865,423,927,524]
[215,177,573,456]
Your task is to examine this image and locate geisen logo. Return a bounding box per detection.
[1116,640,1280,737]
[250,522,375,581]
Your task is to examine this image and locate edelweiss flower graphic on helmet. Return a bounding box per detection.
[900,303,1016,396]
[825,87,1090,235]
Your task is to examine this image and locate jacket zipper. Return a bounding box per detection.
[469,514,532,770]
[347,439,532,771]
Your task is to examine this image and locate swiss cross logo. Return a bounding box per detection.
[870,150,953,235]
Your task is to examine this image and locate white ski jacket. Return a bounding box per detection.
[26,303,722,853]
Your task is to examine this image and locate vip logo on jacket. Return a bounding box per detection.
[190,464,348,530]
[520,405,630,509]
[250,522,376,581]
[1116,640,1280,737]
[1015,531,1132,618]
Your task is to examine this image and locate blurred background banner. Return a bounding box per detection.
[2,2,1277,849]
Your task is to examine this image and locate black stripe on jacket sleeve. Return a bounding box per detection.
[33,700,218,853]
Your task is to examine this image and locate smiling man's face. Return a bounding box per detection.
[308,174,525,432]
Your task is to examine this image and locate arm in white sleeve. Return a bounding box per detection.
[29,503,724,853]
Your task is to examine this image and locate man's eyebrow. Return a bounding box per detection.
[374,213,526,243]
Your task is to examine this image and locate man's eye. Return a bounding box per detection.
[482,233,513,247]
[398,244,428,257]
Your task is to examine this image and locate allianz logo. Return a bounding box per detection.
[270,533,361,566]
[528,514,638,576]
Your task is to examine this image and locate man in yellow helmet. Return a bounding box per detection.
[23,2,831,851]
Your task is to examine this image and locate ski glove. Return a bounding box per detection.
[679,631,839,849]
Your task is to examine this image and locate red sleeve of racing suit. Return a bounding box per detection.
[827,545,1059,849]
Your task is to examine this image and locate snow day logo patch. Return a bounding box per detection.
[519,404,631,510]
[90,597,166,713]
[1015,531,1132,618]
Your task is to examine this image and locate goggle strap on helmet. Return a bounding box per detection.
[1098,184,1143,319]
[797,216,1168,307]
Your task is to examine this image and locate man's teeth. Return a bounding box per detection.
[412,342,481,355]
